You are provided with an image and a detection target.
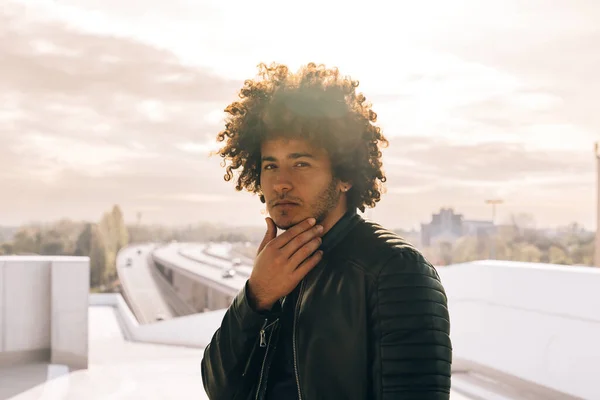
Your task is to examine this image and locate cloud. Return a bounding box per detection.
[384,136,592,185]
[0,6,252,225]
[426,1,600,137]
[174,141,221,156]
[0,6,241,100]
[138,193,245,204]
[2,0,598,230]
[0,7,242,181]
[380,136,594,228]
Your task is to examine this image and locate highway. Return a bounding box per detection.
[117,242,252,324]
[116,244,176,324]
[152,242,248,295]
[178,243,253,278]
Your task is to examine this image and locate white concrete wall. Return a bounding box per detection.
[51,259,90,369]
[0,256,90,369]
[0,258,52,365]
[438,260,600,400]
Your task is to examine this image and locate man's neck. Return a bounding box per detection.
[319,207,358,254]
[319,201,349,236]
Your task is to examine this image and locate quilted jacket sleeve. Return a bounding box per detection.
[370,248,452,399]
[201,281,267,400]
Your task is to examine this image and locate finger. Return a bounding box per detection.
[272,217,316,248]
[282,224,323,259]
[257,217,277,254]
[291,250,323,281]
[287,235,322,269]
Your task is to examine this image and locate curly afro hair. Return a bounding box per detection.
[215,62,388,213]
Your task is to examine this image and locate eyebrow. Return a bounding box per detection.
[261,152,316,162]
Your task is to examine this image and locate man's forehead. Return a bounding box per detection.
[261,138,325,158]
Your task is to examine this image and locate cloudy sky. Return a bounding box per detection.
[2,0,599,229]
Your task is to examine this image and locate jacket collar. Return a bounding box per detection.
[319,208,360,254]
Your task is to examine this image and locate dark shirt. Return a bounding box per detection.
[264,209,358,399]
[265,284,299,399]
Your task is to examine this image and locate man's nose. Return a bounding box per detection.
[273,171,293,194]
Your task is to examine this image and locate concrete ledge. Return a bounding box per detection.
[452,358,581,400]
[89,293,225,349]
[0,348,50,368]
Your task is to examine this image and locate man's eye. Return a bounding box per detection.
[263,164,276,170]
[295,162,309,167]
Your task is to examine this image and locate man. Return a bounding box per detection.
[202,62,452,399]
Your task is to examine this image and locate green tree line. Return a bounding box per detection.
[0,206,263,290]
[438,220,595,266]
[0,205,129,289]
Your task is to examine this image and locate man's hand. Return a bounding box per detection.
[247,217,324,311]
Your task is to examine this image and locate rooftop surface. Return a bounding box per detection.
[1,304,472,400]
[2,306,205,400]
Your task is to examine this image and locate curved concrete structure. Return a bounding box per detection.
[5,244,597,399]
[440,260,599,400]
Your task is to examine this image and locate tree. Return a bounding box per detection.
[452,236,479,263]
[89,224,107,287]
[97,205,129,283]
[98,212,115,283]
[548,245,570,265]
[438,242,453,265]
[11,229,39,254]
[0,242,13,255]
[39,229,65,255]
[514,244,542,262]
[74,223,93,256]
[111,205,129,252]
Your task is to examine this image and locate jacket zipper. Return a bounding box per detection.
[259,319,277,347]
[292,281,306,400]
[243,318,268,377]
[259,329,266,347]
[254,318,278,400]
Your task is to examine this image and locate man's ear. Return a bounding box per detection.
[339,181,352,193]
[256,184,266,203]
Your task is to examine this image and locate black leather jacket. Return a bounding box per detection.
[201,212,452,399]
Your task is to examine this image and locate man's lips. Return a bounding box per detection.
[273,201,299,206]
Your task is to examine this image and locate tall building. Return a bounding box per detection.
[421,208,494,246]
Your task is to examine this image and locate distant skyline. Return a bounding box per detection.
[2,1,600,229]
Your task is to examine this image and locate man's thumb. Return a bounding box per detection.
[257,217,276,254]
[265,217,277,237]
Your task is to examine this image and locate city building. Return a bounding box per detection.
[421,208,495,246]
